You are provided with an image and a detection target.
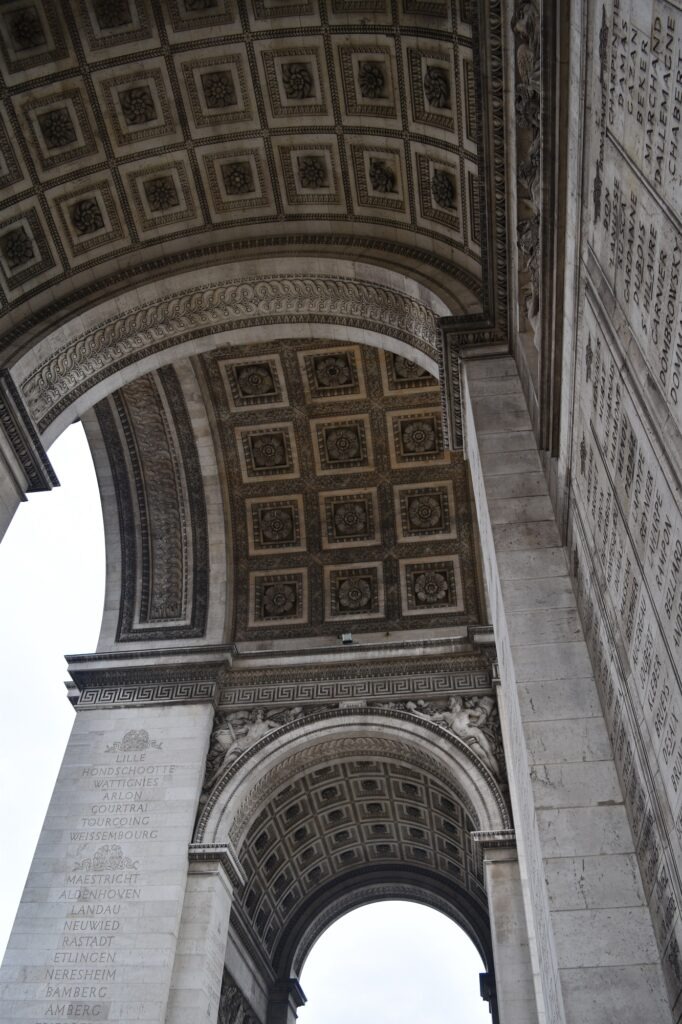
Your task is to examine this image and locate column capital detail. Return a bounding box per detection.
[470,828,517,850]
[188,842,246,889]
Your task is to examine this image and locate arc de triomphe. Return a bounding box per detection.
[0,2,680,1023]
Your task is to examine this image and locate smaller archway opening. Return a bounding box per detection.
[296,900,491,1024]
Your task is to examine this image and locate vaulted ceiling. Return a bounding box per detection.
[92,340,484,645]
[0,0,507,364]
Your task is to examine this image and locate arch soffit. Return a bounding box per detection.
[0,3,505,359]
[12,257,453,445]
[286,875,492,980]
[196,709,511,849]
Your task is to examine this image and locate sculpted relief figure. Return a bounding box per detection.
[398,696,501,777]
[204,710,279,789]
[203,706,307,791]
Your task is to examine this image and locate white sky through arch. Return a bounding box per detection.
[0,428,490,1024]
[297,901,489,1024]
[0,423,104,959]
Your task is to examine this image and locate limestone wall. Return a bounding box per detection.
[567,0,682,1015]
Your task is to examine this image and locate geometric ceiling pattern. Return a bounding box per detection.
[198,339,483,640]
[234,756,486,967]
[94,339,484,644]
[0,0,493,352]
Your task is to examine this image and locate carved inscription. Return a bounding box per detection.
[571,294,682,1005]
[592,0,682,436]
[35,729,179,1023]
[606,0,682,196]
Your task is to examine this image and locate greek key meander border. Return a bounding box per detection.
[219,669,492,708]
[75,679,217,707]
[73,662,493,709]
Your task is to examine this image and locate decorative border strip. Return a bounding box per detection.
[22,274,440,431]
[438,320,505,448]
[221,670,493,709]
[75,679,216,707]
[0,369,57,491]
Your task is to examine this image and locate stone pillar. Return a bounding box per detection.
[0,699,213,1024]
[461,355,670,1024]
[0,369,57,542]
[266,979,306,1024]
[475,835,537,1024]
[165,846,245,1024]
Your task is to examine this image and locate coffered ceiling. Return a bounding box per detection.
[0,0,507,360]
[93,338,483,645]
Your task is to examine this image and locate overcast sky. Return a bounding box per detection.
[0,423,490,1021]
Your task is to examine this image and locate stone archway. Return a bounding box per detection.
[187,709,516,1024]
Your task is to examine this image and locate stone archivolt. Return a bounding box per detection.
[195,700,507,977]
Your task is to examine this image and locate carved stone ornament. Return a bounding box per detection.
[201,71,236,109]
[252,433,286,467]
[281,62,314,100]
[1,227,34,269]
[314,353,351,387]
[222,161,254,195]
[8,8,45,51]
[334,501,367,535]
[325,426,360,461]
[143,176,179,212]
[203,696,505,808]
[119,86,156,125]
[105,728,162,753]
[408,494,442,529]
[431,169,456,209]
[414,570,448,604]
[260,508,294,542]
[338,577,372,610]
[401,419,436,453]
[73,844,139,872]
[358,61,386,99]
[394,355,429,380]
[512,0,542,330]
[262,582,297,617]
[218,968,258,1024]
[376,695,502,778]
[92,0,133,30]
[423,66,450,108]
[237,363,274,396]
[22,274,439,430]
[369,158,396,193]
[203,707,316,790]
[516,214,540,321]
[298,155,327,189]
[70,198,104,236]
[38,108,77,150]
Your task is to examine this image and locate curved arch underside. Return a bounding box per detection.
[86,336,485,648]
[0,0,507,369]
[198,714,509,980]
